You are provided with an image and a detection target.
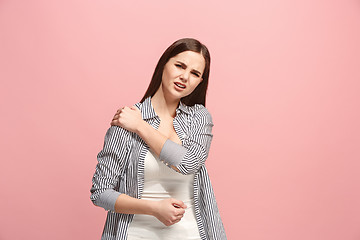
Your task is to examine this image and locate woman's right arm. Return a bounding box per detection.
[90,126,131,211]
[90,126,186,226]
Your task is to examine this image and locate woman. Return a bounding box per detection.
[90,38,227,240]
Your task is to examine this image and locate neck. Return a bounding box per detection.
[151,86,180,119]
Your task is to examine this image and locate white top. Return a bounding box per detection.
[127,149,201,240]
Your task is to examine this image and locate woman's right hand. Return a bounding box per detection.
[151,198,187,226]
[111,106,144,134]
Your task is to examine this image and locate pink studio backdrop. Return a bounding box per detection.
[1,0,359,239]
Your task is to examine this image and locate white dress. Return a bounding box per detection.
[127,149,201,240]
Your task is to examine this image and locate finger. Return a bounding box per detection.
[171,199,187,209]
[176,208,185,215]
[173,218,181,224]
[111,119,121,126]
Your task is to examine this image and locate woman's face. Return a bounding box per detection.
[161,50,205,101]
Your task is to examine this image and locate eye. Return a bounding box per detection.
[175,64,182,68]
[192,72,200,77]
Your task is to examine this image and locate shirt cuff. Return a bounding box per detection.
[159,139,187,167]
[96,189,121,212]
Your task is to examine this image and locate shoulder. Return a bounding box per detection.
[188,104,213,125]
[105,125,131,141]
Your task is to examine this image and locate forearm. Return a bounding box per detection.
[114,193,155,215]
[135,121,184,172]
[114,194,187,226]
[135,121,168,158]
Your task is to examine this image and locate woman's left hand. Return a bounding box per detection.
[111,106,143,133]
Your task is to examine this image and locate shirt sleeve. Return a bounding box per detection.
[90,126,131,212]
[159,106,214,175]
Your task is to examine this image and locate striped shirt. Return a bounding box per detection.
[90,96,227,240]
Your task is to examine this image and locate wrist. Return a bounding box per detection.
[146,200,158,217]
[135,120,147,136]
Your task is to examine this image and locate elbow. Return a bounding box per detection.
[91,199,101,208]
[176,165,195,175]
[90,187,101,207]
[90,188,121,212]
[159,139,209,175]
[171,165,195,175]
[175,154,207,175]
[176,164,201,175]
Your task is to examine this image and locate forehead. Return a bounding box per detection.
[170,51,205,70]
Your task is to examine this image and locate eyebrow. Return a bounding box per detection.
[175,61,202,75]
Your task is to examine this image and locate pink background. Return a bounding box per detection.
[1,0,360,239]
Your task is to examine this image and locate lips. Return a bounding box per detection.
[174,82,186,89]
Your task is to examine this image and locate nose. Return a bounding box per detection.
[180,71,190,82]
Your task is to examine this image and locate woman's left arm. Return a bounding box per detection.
[112,105,213,175]
[136,107,214,175]
[158,107,214,175]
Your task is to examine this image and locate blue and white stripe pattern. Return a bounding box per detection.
[90,96,227,239]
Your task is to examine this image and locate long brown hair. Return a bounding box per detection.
[140,38,211,107]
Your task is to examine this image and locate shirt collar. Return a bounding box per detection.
[140,96,190,120]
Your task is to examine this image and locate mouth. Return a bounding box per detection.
[174,82,186,89]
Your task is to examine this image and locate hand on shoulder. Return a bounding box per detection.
[111,105,144,133]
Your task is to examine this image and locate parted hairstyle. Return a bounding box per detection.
[140,38,211,107]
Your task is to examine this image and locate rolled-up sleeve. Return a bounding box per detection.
[159,106,214,175]
[90,126,130,211]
